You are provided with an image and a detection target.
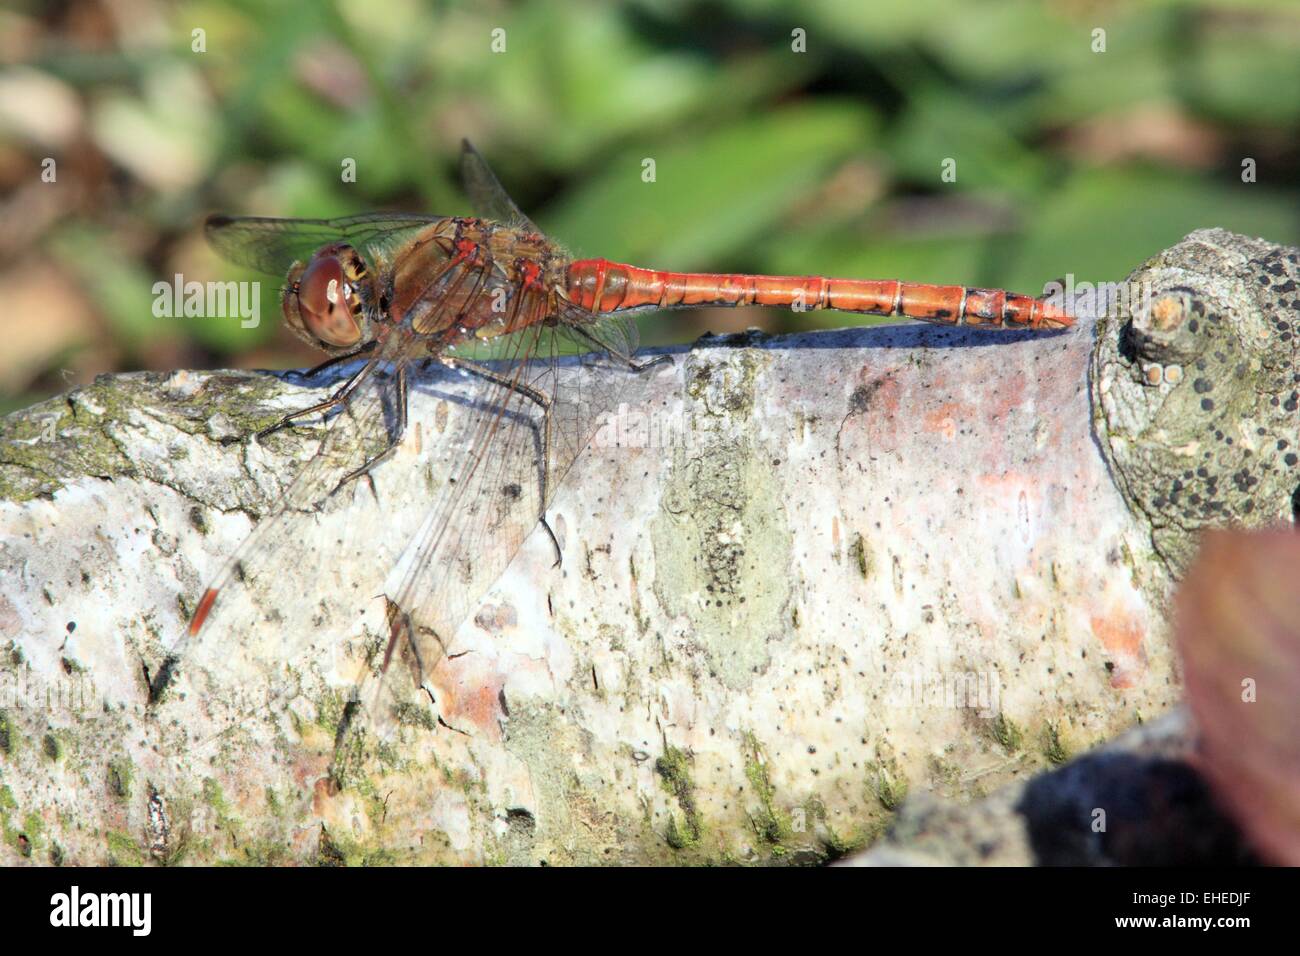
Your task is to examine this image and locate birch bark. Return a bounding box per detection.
[0,229,1294,865]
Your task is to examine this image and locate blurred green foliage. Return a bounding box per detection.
[1,0,1298,411]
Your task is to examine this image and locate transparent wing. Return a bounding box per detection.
[459,139,538,231]
[162,254,470,739]
[160,342,407,738]
[205,212,441,276]
[170,229,666,756]
[352,300,662,739]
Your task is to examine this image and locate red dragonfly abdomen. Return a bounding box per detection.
[565,259,1072,330]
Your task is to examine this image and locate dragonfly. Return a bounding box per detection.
[163,141,1073,741]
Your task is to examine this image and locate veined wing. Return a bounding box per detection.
[350,288,662,739]
[159,339,405,712]
[160,251,472,737]
[165,240,665,753]
[459,139,539,233]
[205,212,441,277]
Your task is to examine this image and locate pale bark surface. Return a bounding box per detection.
[843,709,1256,866]
[0,229,1295,865]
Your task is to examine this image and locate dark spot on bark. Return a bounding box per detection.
[506,807,536,838]
[848,385,872,414]
[147,656,179,705]
[1119,325,1142,364]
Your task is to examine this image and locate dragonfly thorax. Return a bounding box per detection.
[382,219,568,349]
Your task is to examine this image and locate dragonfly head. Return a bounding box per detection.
[284,243,375,352]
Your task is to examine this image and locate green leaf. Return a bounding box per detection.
[50,229,172,352]
[1011,166,1300,294]
[887,87,1046,198]
[542,103,876,266]
[1189,27,1300,124]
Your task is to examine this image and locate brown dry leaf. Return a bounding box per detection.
[1059,104,1223,169]
[1176,529,1300,864]
[0,259,100,394]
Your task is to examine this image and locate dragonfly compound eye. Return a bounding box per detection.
[293,251,364,348]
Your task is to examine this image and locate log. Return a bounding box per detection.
[0,228,1295,865]
[841,709,1258,866]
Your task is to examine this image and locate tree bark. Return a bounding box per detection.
[0,228,1295,865]
[841,708,1257,866]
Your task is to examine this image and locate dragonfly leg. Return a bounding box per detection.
[297,340,377,380]
[453,358,563,568]
[571,325,672,374]
[629,354,673,373]
[538,515,563,570]
[256,355,380,441]
[331,364,409,497]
